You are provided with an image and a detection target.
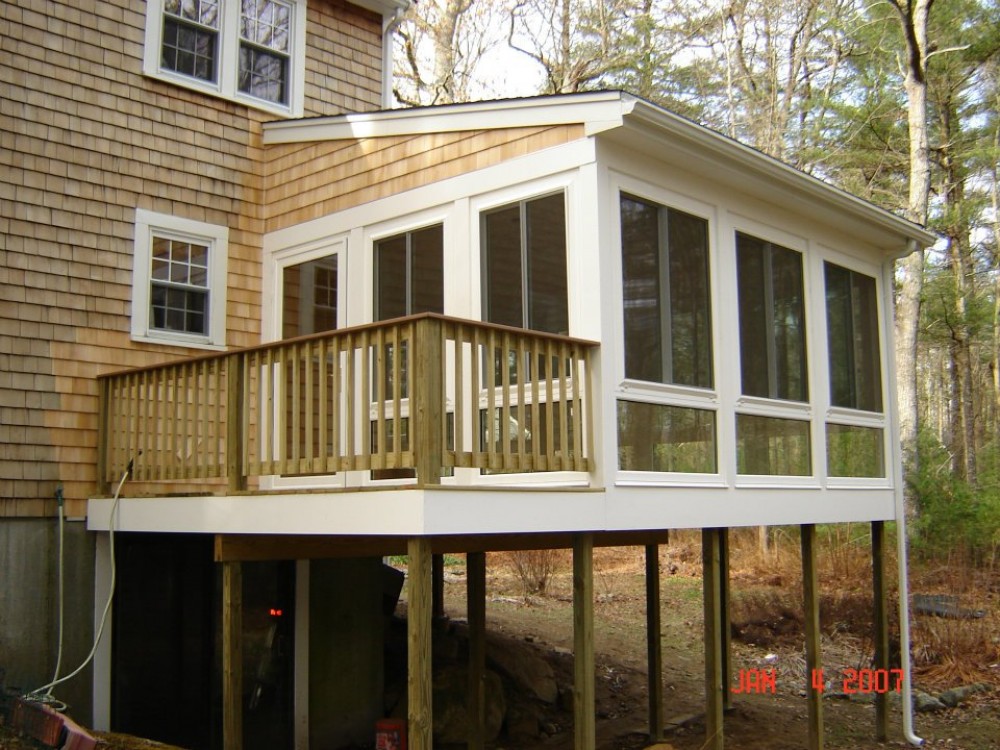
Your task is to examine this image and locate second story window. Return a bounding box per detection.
[736,232,808,402]
[146,0,303,115]
[482,193,568,335]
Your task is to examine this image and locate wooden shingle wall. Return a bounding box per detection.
[0,0,384,517]
[264,125,587,231]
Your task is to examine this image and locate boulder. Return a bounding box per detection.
[486,633,559,703]
[432,665,506,745]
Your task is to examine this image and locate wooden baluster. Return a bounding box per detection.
[305,341,315,472]
[96,377,111,495]
[530,336,541,470]
[227,352,246,493]
[544,340,555,471]
[515,334,526,471]
[413,317,444,485]
[571,349,584,471]
[558,343,569,471]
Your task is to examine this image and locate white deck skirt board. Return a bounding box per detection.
[88,486,895,536]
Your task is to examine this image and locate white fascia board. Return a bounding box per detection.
[262,91,628,144]
[87,493,427,536]
[349,0,411,15]
[620,98,937,252]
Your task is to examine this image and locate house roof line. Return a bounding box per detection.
[262,90,937,250]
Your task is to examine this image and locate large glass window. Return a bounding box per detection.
[375,225,444,320]
[618,401,717,473]
[827,423,884,477]
[736,414,811,476]
[483,193,568,335]
[620,194,712,387]
[736,233,808,402]
[282,256,338,338]
[825,263,882,412]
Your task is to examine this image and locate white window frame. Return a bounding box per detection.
[131,209,229,350]
[143,0,308,117]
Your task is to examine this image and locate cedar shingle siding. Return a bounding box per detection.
[0,0,383,517]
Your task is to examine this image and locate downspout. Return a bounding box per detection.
[381,6,407,110]
[883,240,924,747]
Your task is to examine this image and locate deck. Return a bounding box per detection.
[96,314,599,496]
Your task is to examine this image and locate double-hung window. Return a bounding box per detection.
[146,0,305,115]
[617,193,716,474]
[132,210,228,348]
[735,232,810,476]
[824,262,885,477]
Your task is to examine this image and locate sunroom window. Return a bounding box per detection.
[620,194,712,388]
[482,193,568,335]
[736,232,808,402]
[824,262,885,478]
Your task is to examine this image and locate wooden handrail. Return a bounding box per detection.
[97,316,598,492]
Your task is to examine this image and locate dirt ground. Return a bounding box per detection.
[2,541,997,750]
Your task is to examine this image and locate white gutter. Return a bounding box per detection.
[882,249,924,747]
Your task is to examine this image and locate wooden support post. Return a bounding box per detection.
[801,524,824,750]
[644,544,663,741]
[573,534,595,750]
[413,317,444,486]
[719,527,732,711]
[222,561,243,750]
[433,554,445,622]
[872,521,889,741]
[467,551,487,750]
[408,537,433,750]
[226,353,246,493]
[702,528,724,750]
[96,377,111,496]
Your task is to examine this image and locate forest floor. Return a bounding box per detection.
[2,530,997,749]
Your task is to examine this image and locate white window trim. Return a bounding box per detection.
[132,209,229,350]
[143,0,307,117]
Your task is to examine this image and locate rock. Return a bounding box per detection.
[432,665,506,744]
[486,632,558,703]
[938,683,990,707]
[912,691,946,713]
[505,705,540,742]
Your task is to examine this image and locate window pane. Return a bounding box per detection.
[161,18,217,82]
[736,234,769,397]
[668,208,712,387]
[825,263,882,412]
[283,256,337,337]
[827,424,884,477]
[736,414,811,475]
[484,204,524,329]
[410,225,444,315]
[617,401,717,473]
[151,285,208,335]
[375,235,407,321]
[241,0,291,52]
[239,45,287,103]
[621,195,663,382]
[526,193,568,335]
[771,245,807,400]
[736,233,807,402]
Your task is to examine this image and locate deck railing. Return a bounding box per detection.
[97,314,598,493]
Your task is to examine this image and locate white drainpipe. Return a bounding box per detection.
[883,245,924,746]
[381,6,407,109]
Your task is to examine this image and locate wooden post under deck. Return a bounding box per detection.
[222,561,242,750]
[408,537,434,750]
[872,521,889,741]
[573,534,595,750]
[645,544,663,740]
[702,528,724,750]
[467,551,487,750]
[801,524,824,750]
[719,527,732,711]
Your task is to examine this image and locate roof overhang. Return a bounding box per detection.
[262,90,936,254]
[347,0,411,16]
